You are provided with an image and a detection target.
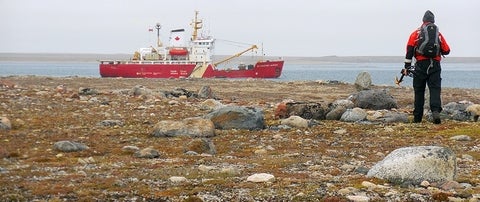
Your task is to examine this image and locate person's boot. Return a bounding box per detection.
[432,111,441,124]
[413,116,422,123]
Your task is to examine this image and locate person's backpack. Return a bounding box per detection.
[416,23,440,58]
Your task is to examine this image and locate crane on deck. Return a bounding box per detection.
[213,45,258,67]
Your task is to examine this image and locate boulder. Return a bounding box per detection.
[366,110,409,123]
[199,99,224,111]
[351,89,398,110]
[134,147,160,159]
[0,117,12,130]
[205,106,264,130]
[443,101,474,121]
[367,146,456,185]
[354,71,372,91]
[286,102,326,120]
[78,87,98,95]
[466,104,480,122]
[152,117,215,138]
[184,138,216,155]
[198,85,216,99]
[246,173,275,183]
[131,85,152,96]
[97,119,124,127]
[326,99,355,120]
[54,141,89,152]
[340,108,367,122]
[281,116,309,128]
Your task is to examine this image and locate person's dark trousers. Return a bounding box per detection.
[412,59,442,122]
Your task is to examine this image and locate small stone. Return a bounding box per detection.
[169,176,187,183]
[337,187,358,195]
[449,135,471,141]
[122,146,140,153]
[420,180,430,187]
[53,141,89,152]
[134,147,160,159]
[254,149,267,155]
[246,173,275,183]
[346,195,370,202]
[0,116,12,130]
[220,167,240,175]
[440,180,463,190]
[361,181,377,189]
[198,165,216,173]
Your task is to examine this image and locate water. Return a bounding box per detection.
[1,61,479,89]
[279,63,480,89]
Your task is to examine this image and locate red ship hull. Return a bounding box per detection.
[99,60,284,79]
[99,62,197,78]
[204,61,284,78]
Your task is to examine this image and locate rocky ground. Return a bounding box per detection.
[1,76,479,201]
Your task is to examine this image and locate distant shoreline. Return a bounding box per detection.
[1,52,480,64]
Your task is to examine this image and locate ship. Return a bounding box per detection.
[99,11,284,79]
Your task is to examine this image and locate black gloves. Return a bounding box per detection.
[402,63,411,75]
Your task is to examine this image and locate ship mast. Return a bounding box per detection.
[155,23,162,47]
[191,11,203,40]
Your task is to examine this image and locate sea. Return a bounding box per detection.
[1,54,479,89]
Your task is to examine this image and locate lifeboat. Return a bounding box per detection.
[169,48,188,56]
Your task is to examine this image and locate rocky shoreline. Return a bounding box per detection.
[1,76,479,201]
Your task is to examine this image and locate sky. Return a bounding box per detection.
[1,0,479,57]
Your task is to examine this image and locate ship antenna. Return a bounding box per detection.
[191,11,203,40]
[155,23,163,47]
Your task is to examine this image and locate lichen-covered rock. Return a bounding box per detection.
[280,115,309,128]
[184,138,216,155]
[442,101,473,121]
[205,106,264,130]
[134,147,160,159]
[466,104,480,122]
[198,85,216,99]
[354,71,372,91]
[0,116,12,130]
[340,108,367,122]
[54,141,89,152]
[351,89,398,110]
[246,173,275,183]
[97,119,124,127]
[367,146,456,185]
[326,99,355,120]
[366,110,409,123]
[199,99,224,111]
[152,117,215,138]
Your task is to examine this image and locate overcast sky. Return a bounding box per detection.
[1,0,479,57]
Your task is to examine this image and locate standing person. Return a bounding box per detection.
[403,10,450,124]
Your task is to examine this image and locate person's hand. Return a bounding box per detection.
[402,63,411,75]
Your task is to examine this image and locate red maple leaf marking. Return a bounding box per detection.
[175,36,180,41]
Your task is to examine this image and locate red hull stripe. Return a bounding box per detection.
[99,61,284,79]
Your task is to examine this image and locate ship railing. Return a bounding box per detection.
[99,60,198,65]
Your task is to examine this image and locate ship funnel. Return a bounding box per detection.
[169,29,186,47]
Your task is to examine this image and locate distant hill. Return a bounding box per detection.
[1,53,479,64]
